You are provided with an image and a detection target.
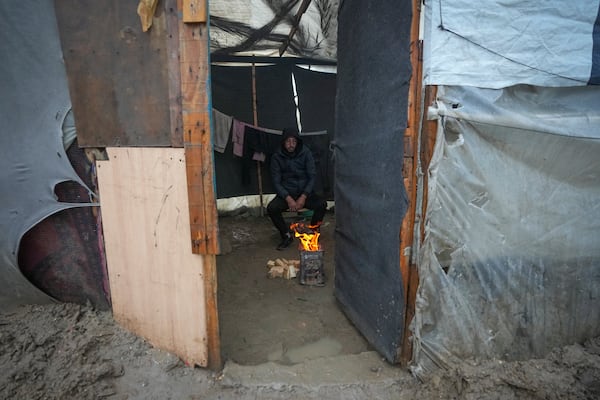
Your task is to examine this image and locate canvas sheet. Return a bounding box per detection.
[0,0,95,307]
[424,0,600,88]
[411,85,600,377]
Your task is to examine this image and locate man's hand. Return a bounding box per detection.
[286,195,299,211]
[296,194,307,210]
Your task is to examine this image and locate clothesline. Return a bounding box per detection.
[212,108,327,161]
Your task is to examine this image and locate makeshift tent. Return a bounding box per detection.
[410,0,600,378]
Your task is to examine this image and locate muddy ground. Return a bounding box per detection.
[1,210,599,399]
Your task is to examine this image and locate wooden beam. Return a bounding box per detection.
[177,1,222,370]
[178,14,219,255]
[202,254,222,370]
[399,0,424,365]
[419,86,438,244]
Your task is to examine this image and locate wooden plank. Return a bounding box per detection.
[420,86,438,245]
[399,0,424,365]
[54,1,172,147]
[183,0,207,23]
[165,0,184,147]
[96,147,208,367]
[176,5,221,367]
[202,254,222,370]
[178,9,219,255]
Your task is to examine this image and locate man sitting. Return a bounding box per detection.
[267,128,327,250]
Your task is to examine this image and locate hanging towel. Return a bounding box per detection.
[212,109,233,153]
[232,119,248,157]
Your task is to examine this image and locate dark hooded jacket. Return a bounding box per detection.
[270,128,316,199]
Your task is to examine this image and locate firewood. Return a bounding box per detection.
[267,265,285,278]
[266,260,276,268]
[275,258,287,267]
[285,265,297,279]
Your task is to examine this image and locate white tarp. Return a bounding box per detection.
[424,0,600,88]
[209,0,338,60]
[411,85,600,378]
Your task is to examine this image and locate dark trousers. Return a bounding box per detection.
[267,194,327,238]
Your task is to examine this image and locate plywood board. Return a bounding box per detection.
[96,147,208,366]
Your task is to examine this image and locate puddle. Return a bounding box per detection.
[268,337,343,365]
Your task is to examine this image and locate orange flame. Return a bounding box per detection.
[290,222,321,251]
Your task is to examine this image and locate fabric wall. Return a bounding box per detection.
[411,85,600,377]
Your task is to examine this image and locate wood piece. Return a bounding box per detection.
[201,254,221,370]
[165,0,184,147]
[183,0,207,23]
[178,14,219,255]
[286,265,297,279]
[137,0,159,32]
[267,266,285,278]
[399,0,424,365]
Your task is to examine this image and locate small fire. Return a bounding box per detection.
[290,222,321,251]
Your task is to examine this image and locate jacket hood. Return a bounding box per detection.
[282,127,301,142]
[281,127,303,155]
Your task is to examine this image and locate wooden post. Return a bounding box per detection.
[252,62,265,216]
[399,0,424,365]
[178,1,222,370]
[419,86,438,243]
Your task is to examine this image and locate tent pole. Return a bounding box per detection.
[252,62,265,216]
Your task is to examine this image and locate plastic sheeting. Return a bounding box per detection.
[423,0,600,88]
[0,0,96,307]
[411,85,600,378]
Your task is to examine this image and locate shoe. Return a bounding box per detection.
[276,233,293,250]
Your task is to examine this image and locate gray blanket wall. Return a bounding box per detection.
[0,0,95,307]
[334,0,411,363]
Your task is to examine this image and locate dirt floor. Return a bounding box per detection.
[216,209,372,365]
[1,209,600,399]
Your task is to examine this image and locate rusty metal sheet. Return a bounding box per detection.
[54,0,175,147]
